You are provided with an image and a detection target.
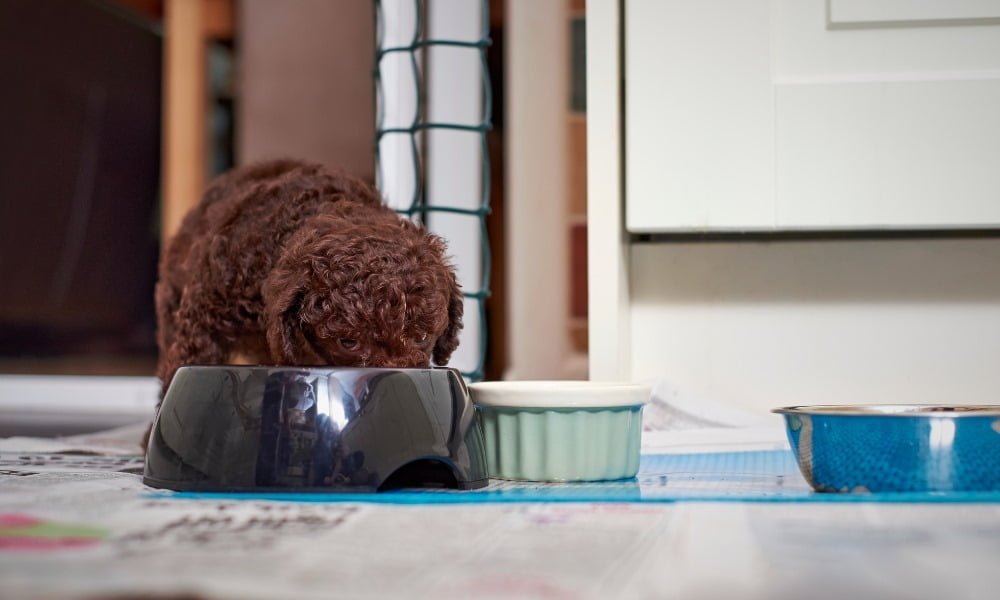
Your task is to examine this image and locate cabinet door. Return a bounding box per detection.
[625,0,1000,233]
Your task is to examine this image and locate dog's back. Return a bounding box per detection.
[166,160,380,266]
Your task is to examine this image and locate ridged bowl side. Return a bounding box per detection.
[477,406,643,482]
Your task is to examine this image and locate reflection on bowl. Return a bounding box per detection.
[773,405,1000,493]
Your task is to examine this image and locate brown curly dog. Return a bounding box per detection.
[153,158,463,407]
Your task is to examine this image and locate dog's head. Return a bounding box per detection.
[262,209,463,369]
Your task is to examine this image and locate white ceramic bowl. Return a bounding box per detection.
[469,381,649,482]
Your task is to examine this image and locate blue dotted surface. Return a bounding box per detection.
[164,450,1000,504]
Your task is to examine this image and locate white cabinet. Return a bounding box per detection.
[588,0,1000,404]
[625,0,1000,233]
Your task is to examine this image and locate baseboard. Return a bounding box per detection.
[0,375,159,438]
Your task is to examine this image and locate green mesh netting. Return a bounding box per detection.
[373,0,493,381]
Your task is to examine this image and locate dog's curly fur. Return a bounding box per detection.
[154,159,463,399]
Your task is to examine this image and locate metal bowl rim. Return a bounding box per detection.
[773,404,1000,417]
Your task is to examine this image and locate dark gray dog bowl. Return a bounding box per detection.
[143,366,489,492]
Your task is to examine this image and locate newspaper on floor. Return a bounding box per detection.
[1,469,998,600]
[0,422,148,456]
[1,382,998,599]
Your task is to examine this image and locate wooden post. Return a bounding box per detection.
[163,0,206,240]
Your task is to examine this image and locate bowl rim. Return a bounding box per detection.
[173,364,451,373]
[468,380,650,408]
[773,404,1000,417]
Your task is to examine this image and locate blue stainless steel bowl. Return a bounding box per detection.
[773,405,1000,493]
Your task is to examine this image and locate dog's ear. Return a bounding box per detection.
[433,272,464,366]
[263,259,322,365]
[263,268,305,363]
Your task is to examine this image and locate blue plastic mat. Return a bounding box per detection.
[165,450,1000,504]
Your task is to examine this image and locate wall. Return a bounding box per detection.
[505,0,579,380]
[238,0,374,180]
[629,238,1000,414]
